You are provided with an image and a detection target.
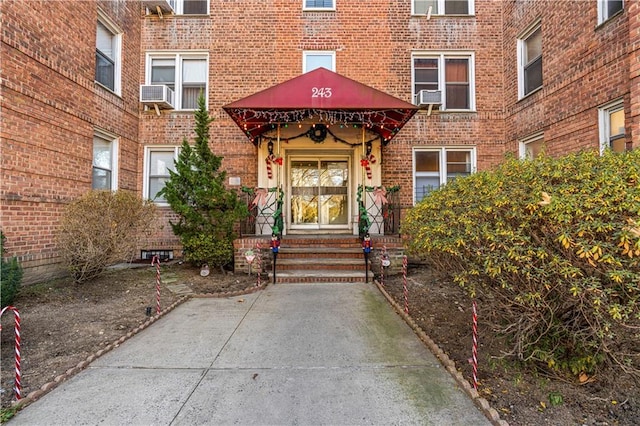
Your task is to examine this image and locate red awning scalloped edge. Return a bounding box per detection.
[223,68,418,144]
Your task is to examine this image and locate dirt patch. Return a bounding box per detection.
[1,262,258,409]
[383,265,640,426]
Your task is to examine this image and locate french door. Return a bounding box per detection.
[289,156,350,230]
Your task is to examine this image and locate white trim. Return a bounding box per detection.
[143,145,180,205]
[303,51,336,73]
[96,9,122,95]
[411,51,476,111]
[302,0,336,11]
[411,0,475,16]
[145,51,209,110]
[412,146,476,205]
[518,131,544,160]
[517,20,542,100]
[598,98,625,154]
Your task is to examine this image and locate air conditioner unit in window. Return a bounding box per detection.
[140,85,175,110]
[142,0,175,16]
[417,89,442,106]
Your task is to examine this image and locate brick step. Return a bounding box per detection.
[276,258,367,271]
[276,247,363,259]
[269,269,371,284]
[279,238,361,248]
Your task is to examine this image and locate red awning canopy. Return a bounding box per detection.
[223,68,418,144]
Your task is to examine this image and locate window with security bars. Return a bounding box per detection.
[304,0,335,10]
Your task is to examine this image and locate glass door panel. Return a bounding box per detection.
[290,158,349,228]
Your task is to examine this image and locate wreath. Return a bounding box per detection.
[308,124,328,143]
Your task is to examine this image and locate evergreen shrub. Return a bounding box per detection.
[1,232,23,308]
[402,150,640,376]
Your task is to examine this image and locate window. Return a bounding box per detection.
[412,0,474,15]
[598,0,623,24]
[518,23,542,98]
[519,132,544,160]
[174,0,208,14]
[599,100,626,153]
[92,131,118,190]
[303,51,336,72]
[146,53,208,110]
[412,53,475,110]
[303,0,335,10]
[96,11,122,93]
[413,147,475,203]
[144,147,180,203]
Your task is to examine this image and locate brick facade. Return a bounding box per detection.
[1,0,638,282]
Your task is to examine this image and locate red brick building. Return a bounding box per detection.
[1,0,638,282]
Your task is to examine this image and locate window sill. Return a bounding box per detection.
[416,109,476,115]
[303,8,336,12]
[517,86,543,102]
[95,81,122,98]
[596,9,624,29]
[410,14,475,18]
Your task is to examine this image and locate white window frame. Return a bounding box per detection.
[303,51,336,73]
[145,51,209,111]
[96,9,122,95]
[597,0,623,25]
[518,131,544,160]
[411,51,476,111]
[92,130,119,190]
[412,147,476,205]
[143,146,180,205]
[598,99,626,154]
[517,21,542,99]
[303,0,335,11]
[411,0,475,16]
[173,0,209,15]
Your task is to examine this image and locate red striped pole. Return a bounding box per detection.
[402,255,408,314]
[152,256,161,314]
[1,306,22,400]
[256,242,261,287]
[380,245,386,287]
[471,300,479,390]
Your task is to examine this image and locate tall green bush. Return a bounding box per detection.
[403,149,640,376]
[160,93,248,270]
[58,190,157,283]
[1,232,23,308]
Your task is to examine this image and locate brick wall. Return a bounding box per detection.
[1,0,141,283]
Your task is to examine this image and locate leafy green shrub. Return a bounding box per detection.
[1,232,23,308]
[160,93,248,269]
[403,149,640,376]
[57,190,157,283]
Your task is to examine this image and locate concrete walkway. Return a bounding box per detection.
[10,283,490,426]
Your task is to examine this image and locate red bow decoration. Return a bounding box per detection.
[373,186,388,205]
[252,188,268,207]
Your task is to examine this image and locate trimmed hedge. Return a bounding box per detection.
[403,149,640,376]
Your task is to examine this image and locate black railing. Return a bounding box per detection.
[357,185,400,236]
[240,187,284,236]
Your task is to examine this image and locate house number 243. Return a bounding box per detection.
[311,87,332,98]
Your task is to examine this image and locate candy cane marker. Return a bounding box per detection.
[1,306,22,400]
[471,300,479,390]
[402,255,408,314]
[152,255,161,315]
[256,242,261,287]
